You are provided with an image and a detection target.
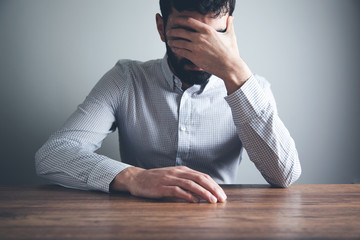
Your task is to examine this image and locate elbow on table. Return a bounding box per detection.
[34,144,54,177]
[270,165,302,188]
[35,149,45,177]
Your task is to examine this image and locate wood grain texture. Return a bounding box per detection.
[0,184,359,240]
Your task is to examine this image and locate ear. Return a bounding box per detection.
[156,13,166,42]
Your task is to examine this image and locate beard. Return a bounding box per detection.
[166,44,212,86]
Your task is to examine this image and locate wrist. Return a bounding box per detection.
[110,166,143,192]
[222,58,252,95]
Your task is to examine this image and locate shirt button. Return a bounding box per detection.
[180,126,187,131]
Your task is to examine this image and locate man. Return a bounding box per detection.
[35,0,301,203]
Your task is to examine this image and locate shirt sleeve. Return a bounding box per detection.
[35,66,132,193]
[224,75,301,187]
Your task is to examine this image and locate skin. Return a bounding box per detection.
[110,7,252,203]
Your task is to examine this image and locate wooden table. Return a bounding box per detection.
[0,184,359,240]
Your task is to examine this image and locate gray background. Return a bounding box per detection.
[1,0,359,185]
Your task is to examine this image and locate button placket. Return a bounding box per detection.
[175,90,192,166]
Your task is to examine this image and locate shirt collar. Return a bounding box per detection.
[161,55,224,94]
[161,55,175,90]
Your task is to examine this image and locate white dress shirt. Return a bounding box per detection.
[35,56,301,192]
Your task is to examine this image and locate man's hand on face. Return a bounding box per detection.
[166,15,252,94]
[110,166,227,203]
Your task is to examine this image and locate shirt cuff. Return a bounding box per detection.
[87,159,132,193]
[224,75,271,125]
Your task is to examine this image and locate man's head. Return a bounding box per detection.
[156,0,236,87]
[160,0,235,27]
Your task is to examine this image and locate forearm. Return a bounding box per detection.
[239,114,301,187]
[35,131,131,192]
[225,75,301,187]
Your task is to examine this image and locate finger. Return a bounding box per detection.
[166,28,197,42]
[167,176,218,203]
[161,185,200,203]
[176,168,227,202]
[181,167,227,197]
[170,47,193,61]
[169,16,211,34]
[190,173,227,203]
[167,38,193,52]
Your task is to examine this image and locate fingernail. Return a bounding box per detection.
[222,193,227,202]
[210,195,217,203]
[217,192,227,202]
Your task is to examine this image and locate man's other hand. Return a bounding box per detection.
[110,166,227,203]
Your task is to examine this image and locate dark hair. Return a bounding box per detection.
[160,0,236,24]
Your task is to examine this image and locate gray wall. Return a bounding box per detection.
[1,0,359,185]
